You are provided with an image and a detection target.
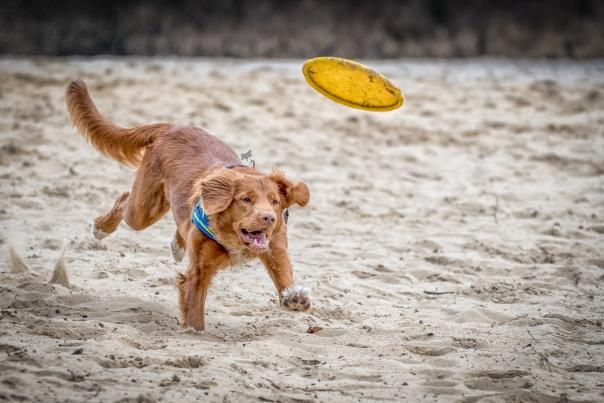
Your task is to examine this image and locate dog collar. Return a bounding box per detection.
[192,201,218,242]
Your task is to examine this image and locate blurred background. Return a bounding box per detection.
[2,0,604,58]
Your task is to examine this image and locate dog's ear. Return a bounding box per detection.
[200,169,238,214]
[269,170,310,208]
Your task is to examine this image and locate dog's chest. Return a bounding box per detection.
[228,248,258,267]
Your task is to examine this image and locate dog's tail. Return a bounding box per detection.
[65,80,169,166]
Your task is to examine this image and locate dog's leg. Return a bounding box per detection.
[178,231,230,331]
[93,155,169,240]
[260,231,311,311]
[92,192,130,240]
[171,230,186,262]
[122,156,170,231]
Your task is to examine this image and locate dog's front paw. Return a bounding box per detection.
[280,285,311,311]
[90,223,109,241]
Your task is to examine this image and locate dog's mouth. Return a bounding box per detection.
[240,228,269,251]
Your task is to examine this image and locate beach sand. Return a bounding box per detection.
[0,57,603,402]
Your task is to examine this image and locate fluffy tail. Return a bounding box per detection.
[65,80,169,166]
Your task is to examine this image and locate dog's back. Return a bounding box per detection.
[66,79,242,222]
[66,80,241,169]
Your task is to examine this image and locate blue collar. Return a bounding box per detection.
[192,201,218,242]
[191,164,248,243]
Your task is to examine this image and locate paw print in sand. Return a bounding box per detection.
[280,285,311,311]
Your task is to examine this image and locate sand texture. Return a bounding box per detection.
[0,58,603,402]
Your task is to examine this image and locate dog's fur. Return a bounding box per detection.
[66,80,311,331]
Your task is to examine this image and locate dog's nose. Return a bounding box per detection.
[260,211,276,224]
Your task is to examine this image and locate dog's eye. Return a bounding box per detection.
[272,199,279,206]
[242,196,252,203]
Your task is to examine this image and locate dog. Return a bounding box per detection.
[65,80,311,331]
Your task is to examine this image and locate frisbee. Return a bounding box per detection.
[302,57,404,112]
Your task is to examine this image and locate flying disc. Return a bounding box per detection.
[302,57,404,112]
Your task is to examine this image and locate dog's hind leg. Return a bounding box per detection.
[92,154,169,240]
[122,155,170,231]
[92,192,130,240]
[171,230,186,262]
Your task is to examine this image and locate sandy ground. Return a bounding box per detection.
[0,57,603,402]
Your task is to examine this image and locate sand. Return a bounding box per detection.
[0,57,603,402]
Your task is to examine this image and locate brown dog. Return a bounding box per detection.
[65,80,311,331]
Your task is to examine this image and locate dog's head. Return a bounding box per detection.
[196,168,309,253]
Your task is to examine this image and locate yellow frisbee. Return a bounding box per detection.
[302,57,404,112]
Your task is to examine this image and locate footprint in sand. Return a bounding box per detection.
[464,370,533,391]
[406,344,455,357]
[451,337,487,349]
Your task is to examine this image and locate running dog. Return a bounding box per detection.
[65,80,311,331]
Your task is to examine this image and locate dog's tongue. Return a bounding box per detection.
[243,232,268,249]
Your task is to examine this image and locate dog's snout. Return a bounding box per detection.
[260,211,276,224]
